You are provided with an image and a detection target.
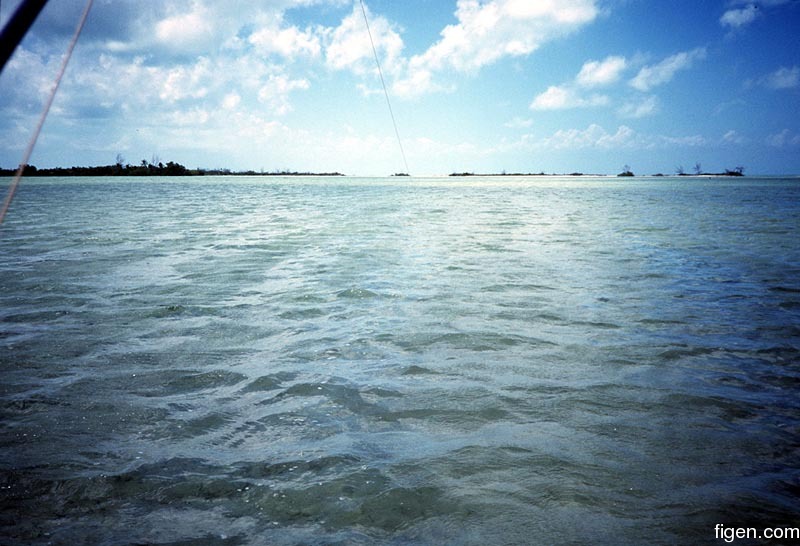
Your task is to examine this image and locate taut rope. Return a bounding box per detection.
[0,0,94,225]
[358,0,410,175]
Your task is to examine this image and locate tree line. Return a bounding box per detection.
[0,159,344,177]
[0,160,191,177]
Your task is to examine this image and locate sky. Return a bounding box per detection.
[0,0,799,176]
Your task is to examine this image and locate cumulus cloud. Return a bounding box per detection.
[257,74,311,115]
[720,4,760,28]
[155,3,216,53]
[249,20,321,59]
[504,116,534,129]
[418,0,597,72]
[324,4,404,76]
[720,0,793,30]
[222,93,242,110]
[618,95,658,118]
[394,0,599,97]
[763,65,800,89]
[535,124,709,150]
[529,54,625,112]
[530,85,608,110]
[159,58,213,102]
[541,124,638,149]
[767,129,800,147]
[392,67,449,98]
[576,56,627,87]
[660,134,707,147]
[630,47,707,91]
[723,130,747,144]
[0,47,60,108]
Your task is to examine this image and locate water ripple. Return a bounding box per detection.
[1,176,799,544]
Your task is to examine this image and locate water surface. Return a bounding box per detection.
[1,176,799,544]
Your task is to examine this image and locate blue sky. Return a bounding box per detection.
[1,0,798,175]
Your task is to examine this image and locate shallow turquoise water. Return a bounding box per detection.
[1,176,799,544]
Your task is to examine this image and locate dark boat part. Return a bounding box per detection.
[0,0,49,75]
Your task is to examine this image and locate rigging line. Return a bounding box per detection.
[358,0,409,175]
[0,0,94,226]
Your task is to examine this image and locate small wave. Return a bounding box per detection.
[392,331,556,353]
[401,365,440,376]
[240,372,297,393]
[637,318,686,326]
[278,307,327,320]
[262,381,383,417]
[379,406,509,425]
[769,285,800,294]
[657,346,717,361]
[336,288,381,299]
[235,454,361,480]
[131,369,248,397]
[164,411,237,439]
[573,320,621,330]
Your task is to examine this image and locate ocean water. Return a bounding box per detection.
[1,175,799,545]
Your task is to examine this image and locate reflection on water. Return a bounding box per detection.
[1,176,799,544]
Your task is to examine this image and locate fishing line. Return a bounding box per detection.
[0,0,94,225]
[358,0,410,175]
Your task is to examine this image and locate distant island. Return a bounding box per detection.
[450,169,746,177]
[449,163,749,178]
[449,171,604,177]
[2,159,750,178]
[654,164,745,177]
[0,160,344,177]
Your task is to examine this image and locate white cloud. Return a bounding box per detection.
[392,67,451,97]
[720,0,793,30]
[542,124,638,149]
[527,53,627,112]
[530,85,608,110]
[576,56,627,87]
[763,66,799,89]
[155,3,215,52]
[324,4,404,76]
[723,130,747,144]
[257,74,311,115]
[0,47,60,109]
[535,124,710,150]
[618,95,658,118]
[630,48,707,91]
[713,98,747,116]
[395,0,599,97]
[720,4,760,28]
[249,22,321,59]
[504,116,534,129]
[767,129,800,147]
[222,93,241,110]
[661,134,707,147]
[160,57,213,102]
[168,107,211,126]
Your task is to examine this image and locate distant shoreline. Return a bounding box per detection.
[449,170,746,177]
[0,162,344,178]
[3,162,789,178]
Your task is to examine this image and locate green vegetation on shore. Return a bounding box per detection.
[0,160,344,177]
[617,165,635,177]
